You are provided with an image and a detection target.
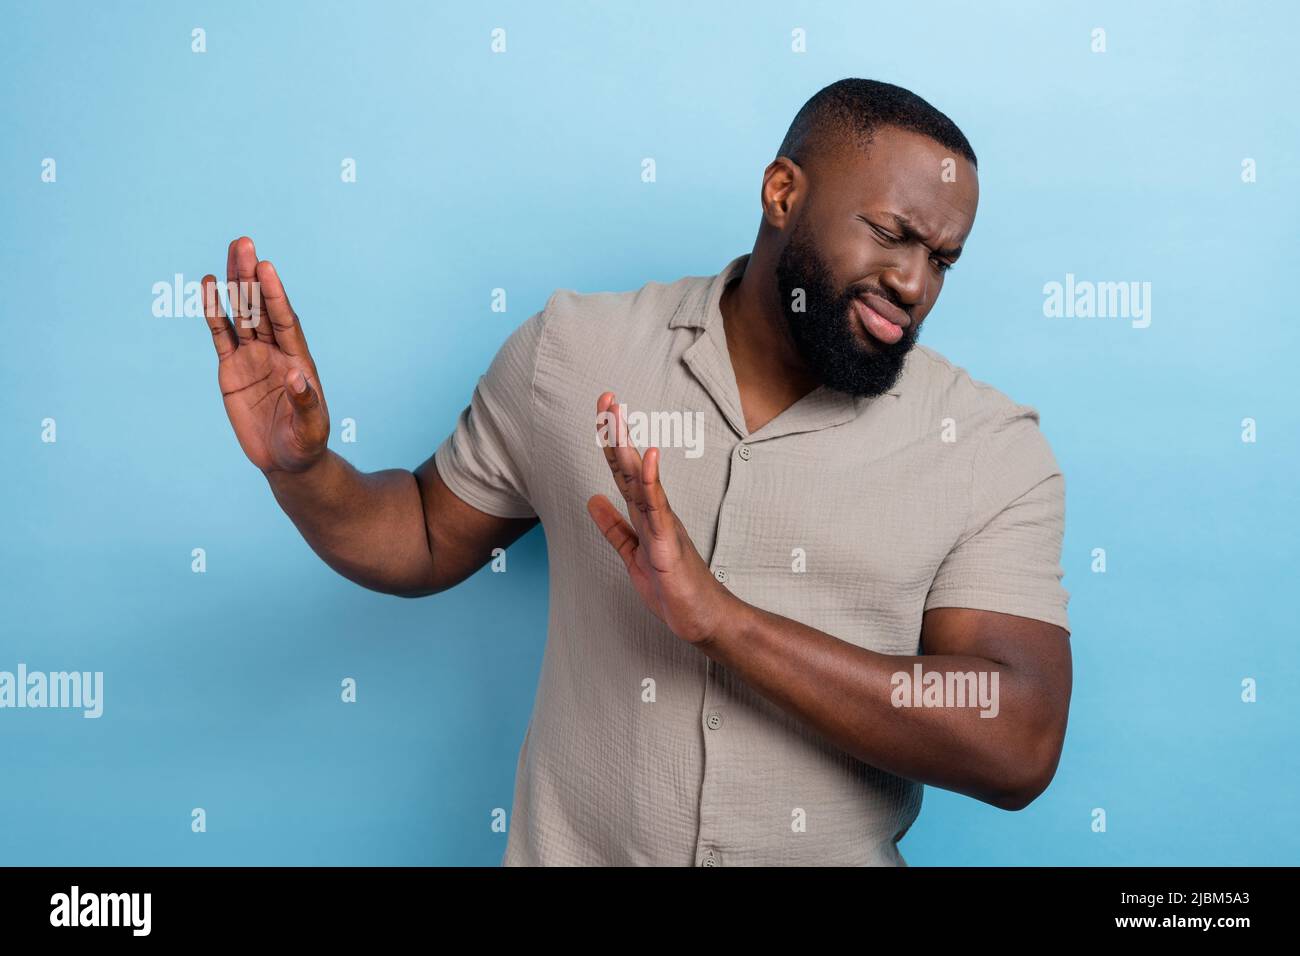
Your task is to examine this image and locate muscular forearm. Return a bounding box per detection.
[698,599,1061,810]
[265,450,436,597]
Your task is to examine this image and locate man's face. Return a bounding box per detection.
[775,126,979,397]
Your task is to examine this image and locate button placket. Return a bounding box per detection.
[695,437,753,871]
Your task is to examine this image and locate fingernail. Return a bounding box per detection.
[290,370,307,393]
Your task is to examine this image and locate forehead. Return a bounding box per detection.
[811,126,979,235]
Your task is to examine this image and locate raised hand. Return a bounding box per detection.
[201,237,330,474]
[586,391,736,646]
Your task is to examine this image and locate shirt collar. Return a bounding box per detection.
[669,253,905,441]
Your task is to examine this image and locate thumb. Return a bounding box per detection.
[285,368,327,444]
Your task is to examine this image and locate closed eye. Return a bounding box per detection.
[861,214,959,274]
[859,216,901,244]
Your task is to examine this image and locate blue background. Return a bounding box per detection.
[1,0,1296,865]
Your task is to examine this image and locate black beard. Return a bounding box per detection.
[775,224,919,398]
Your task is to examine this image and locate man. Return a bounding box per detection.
[200,78,1071,866]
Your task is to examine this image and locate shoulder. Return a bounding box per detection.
[904,345,1047,432]
[902,344,1027,421]
[902,344,1061,476]
[535,268,709,354]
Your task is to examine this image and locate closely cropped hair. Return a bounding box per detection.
[778,78,977,169]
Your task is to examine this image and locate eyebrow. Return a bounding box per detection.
[888,213,963,260]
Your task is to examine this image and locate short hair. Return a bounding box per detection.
[777,78,977,170]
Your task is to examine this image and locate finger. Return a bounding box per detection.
[609,399,648,513]
[596,392,634,501]
[285,367,328,450]
[227,237,258,342]
[587,494,639,572]
[225,239,238,289]
[639,446,674,540]
[227,238,248,342]
[598,394,649,537]
[240,238,273,344]
[201,274,237,360]
[230,236,267,343]
[256,260,310,358]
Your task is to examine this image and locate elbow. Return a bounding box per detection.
[360,569,444,599]
[989,783,1042,813]
[392,586,435,599]
[382,553,445,598]
[389,577,445,599]
[987,730,1065,812]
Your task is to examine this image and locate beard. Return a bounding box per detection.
[774,222,919,398]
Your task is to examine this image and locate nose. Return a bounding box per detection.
[880,251,928,310]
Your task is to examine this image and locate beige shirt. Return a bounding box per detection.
[434,253,1070,866]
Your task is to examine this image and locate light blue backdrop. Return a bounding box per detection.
[2,0,1296,866]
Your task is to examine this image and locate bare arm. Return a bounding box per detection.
[203,237,536,598]
[265,452,536,597]
[698,603,1072,811]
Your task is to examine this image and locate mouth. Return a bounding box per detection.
[852,293,909,345]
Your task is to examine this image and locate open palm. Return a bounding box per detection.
[202,237,329,474]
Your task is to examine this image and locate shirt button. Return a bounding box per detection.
[738,445,751,461]
[706,711,723,730]
[713,567,728,583]
[701,849,718,866]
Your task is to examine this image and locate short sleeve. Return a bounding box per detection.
[924,405,1071,633]
[432,304,550,520]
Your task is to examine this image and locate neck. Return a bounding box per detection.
[720,252,821,404]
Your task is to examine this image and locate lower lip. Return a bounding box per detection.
[853,298,904,345]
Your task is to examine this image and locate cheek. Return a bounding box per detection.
[915,283,943,321]
[825,226,882,277]
[927,268,949,299]
[836,252,888,297]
